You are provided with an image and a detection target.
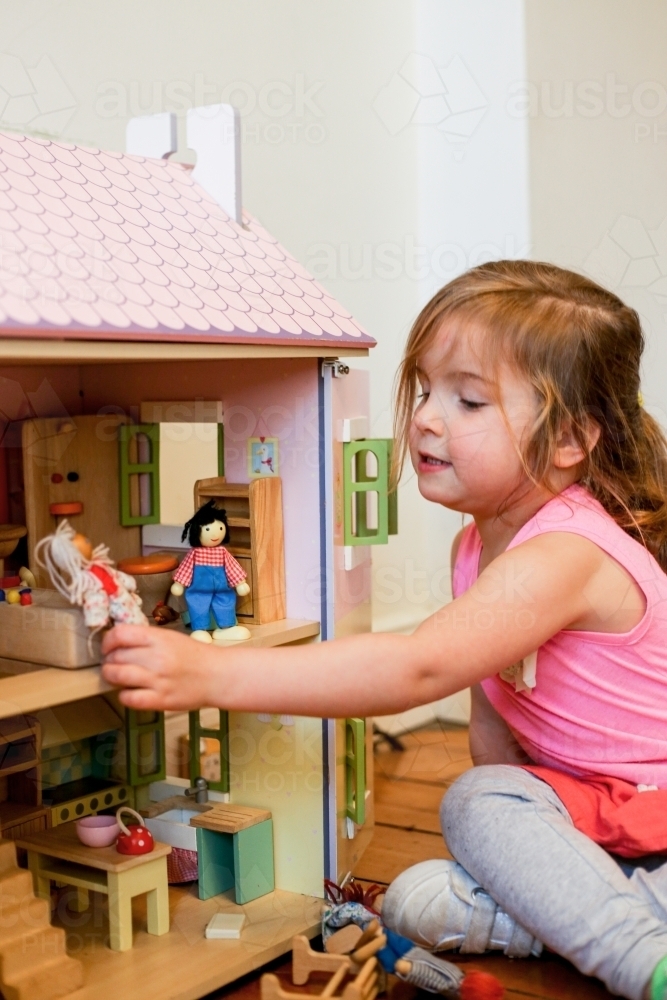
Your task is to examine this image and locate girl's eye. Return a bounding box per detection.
[460,398,485,411]
[416,391,429,402]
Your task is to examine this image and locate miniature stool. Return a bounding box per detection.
[189,803,274,904]
[117,552,179,616]
[17,822,171,952]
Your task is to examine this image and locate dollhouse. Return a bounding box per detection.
[0,106,395,999]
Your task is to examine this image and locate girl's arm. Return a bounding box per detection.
[101,531,610,717]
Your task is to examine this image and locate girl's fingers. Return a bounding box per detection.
[102,624,158,654]
[103,645,163,667]
[102,662,160,689]
[118,687,165,710]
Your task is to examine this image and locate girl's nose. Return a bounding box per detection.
[413,395,447,435]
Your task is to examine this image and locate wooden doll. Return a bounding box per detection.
[170,500,251,644]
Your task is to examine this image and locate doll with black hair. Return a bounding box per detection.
[170,500,251,644]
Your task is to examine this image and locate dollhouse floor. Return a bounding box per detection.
[52,883,321,1000]
[207,726,612,1000]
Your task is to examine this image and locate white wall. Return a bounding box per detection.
[525,0,667,429]
[0,0,533,728]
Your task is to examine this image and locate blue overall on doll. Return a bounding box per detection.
[171,499,251,644]
[186,564,237,631]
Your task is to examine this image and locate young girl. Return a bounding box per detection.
[102,261,667,1000]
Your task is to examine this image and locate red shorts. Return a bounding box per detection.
[523,765,667,858]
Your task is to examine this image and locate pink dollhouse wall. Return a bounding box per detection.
[79,357,322,622]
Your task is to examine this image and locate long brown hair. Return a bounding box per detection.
[393,260,667,571]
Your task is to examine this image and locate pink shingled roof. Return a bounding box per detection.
[0,130,374,349]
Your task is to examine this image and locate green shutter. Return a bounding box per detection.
[345,718,366,826]
[119,424,160,526]
[125,710,166,787]
[217,422,225,477]
[343,438,398,546]
[189,709,229,794]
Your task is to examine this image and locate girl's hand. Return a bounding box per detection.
[101,625,215,711]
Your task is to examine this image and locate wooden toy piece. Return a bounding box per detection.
[16,821,171,952]
[22,415,141,589]
[324,921,386,976]
[117,553,179,618]
[0,837,84,1000]
[171,501,251,644]
[350,934,386,965]
[325,923,364,955]
[0,588,102,668]
[262,935,380,1000]
[194,477,286,625]
[205,912,245,939]
[190,803,274,904]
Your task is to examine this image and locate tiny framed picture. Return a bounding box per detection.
[248,437,279,477]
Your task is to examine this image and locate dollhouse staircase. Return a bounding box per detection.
[0,839,83,1000]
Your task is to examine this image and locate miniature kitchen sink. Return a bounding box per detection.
[142,796,211,852]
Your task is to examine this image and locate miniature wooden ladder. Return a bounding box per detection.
[261,935,380,1000]
[0,839,83,1000]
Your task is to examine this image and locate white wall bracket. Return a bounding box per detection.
[126,111,177,159]
[186,103,242,223]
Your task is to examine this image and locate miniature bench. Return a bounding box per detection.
[16,822,171,951]
[189,803,274,904]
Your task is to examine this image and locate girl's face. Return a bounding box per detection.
[408,321,539,519]
[199,519,227,547]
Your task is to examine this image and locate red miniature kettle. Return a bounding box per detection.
[115,806,154,855]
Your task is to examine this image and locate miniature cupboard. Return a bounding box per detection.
[0,112,395,999]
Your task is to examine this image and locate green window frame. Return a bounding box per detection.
[125,710,166,787]
[343,438,398,546]
[119,423,160,526]
[189,709,229,794]
[345,717,366,826]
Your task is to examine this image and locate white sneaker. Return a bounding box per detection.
[382,859,542,958]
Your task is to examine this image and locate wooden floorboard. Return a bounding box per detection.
[352,825,452,885]
[207,723,612,1000]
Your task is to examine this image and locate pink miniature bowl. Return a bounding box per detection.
[75,815,120,847]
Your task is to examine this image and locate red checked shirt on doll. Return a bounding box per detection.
[170,500,251,644]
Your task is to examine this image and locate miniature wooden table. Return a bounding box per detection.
[17,822,171,951]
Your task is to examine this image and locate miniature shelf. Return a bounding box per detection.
[0,801,46,828]
[0,619,320,720]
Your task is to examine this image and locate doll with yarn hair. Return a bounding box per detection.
[34,520,148,632]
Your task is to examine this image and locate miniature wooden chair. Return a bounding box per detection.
[261,935,380,1000]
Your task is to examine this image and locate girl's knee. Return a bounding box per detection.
[440,764,534,851]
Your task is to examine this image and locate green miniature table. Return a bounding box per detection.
[17,822,171,951]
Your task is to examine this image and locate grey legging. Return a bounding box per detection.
[441,765,667,1000]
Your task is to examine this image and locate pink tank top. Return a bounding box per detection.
[453,483,667,787]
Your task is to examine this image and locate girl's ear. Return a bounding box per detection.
[553,417,601,469]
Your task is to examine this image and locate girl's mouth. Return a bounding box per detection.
[418,452,452,472]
